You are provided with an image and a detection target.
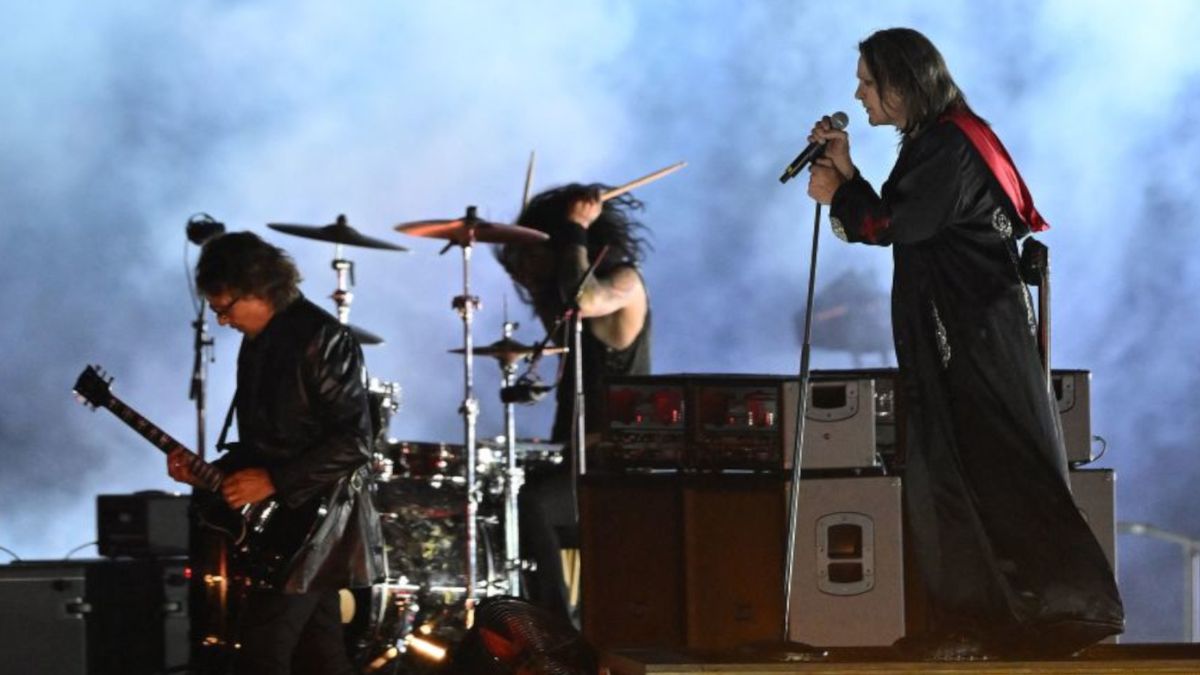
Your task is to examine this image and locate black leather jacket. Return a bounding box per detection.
[218,295,383,592]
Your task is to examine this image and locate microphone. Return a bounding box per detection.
[186,213,225,245]
[778,111,849,184]
[500,376,553,404]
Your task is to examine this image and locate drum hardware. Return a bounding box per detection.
[268,214,407,346]
[395,207,549,605]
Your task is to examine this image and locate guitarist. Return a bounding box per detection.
[167,231,382,675]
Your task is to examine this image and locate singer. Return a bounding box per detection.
[806,28,1123,660]
[496,184,652,624]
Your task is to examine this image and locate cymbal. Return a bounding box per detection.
[449,337,566,364]
[269,214,408,251]
[395,210,548,246]
[348,323,385,346]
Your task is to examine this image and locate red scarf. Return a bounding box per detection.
[943,108,1049,232]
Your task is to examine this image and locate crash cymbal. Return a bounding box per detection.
[269,214,408,251]
[395,207,548,246]
[348,323,385,346]
[448,337,566,364]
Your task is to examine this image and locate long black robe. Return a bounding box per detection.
[829,114,1123,651]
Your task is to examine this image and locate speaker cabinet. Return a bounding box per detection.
[1069,469,1116,572]
[787,475,906,647]
[682,478,785,649]
[581,475,784,650]
[0,562,88,675]
[580,476,685,648]
[0,558,189,675]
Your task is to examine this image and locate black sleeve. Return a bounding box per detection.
[268,326,371,507]
[829,124,966,246]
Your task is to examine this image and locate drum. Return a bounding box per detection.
[374,476,505,593]
[479,438,565,474]
[381,440,465,479]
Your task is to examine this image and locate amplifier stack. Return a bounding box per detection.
[581,368,1111,651]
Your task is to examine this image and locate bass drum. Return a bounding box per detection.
[374,475,506,594]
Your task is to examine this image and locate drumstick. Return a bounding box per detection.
[599,161,687,202]
[521,150,536,213]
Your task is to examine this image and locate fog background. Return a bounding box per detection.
[3,0,1199,642]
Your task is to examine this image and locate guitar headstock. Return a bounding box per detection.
[73,365,113,410]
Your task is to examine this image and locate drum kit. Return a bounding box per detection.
[262,160,685,672]
[265,204,566,672]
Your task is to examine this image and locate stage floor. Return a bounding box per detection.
[602,644,1200,674]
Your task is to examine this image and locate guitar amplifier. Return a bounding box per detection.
[593,376,688,470]
[97,491,190,558]
[594,372,889,472]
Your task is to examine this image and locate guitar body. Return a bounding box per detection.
[74,364,330,589]
[192,489,328,587]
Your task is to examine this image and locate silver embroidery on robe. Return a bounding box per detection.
[830,216,848,242]
[1021,286,1037,336]
[991,207,1013,238]
[932,302,951,368]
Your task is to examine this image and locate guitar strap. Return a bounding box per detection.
[216,389,238,453]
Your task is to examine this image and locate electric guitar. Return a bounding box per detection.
[72,364,325,586]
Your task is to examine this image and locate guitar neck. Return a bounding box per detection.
[101,394,224,492]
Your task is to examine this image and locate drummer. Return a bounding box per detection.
[496,183,652,623]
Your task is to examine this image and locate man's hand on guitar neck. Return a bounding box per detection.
[222,469,277,509]
[167,448,200,486]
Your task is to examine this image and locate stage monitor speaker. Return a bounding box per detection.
[787,475,906,647]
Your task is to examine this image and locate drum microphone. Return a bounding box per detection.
[186,213,226,245]
[779,111,849,184]
[500,376,553,404]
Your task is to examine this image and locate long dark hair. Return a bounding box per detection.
[196,231,302,309]
[496,182,651,310]
[859,28,973,138]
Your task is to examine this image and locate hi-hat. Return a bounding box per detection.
[269,214,408,251]
[449,337,566,365]
[348,323,385,346]
[396,207,548,246]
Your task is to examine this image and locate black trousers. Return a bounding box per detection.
[234,589,356,675]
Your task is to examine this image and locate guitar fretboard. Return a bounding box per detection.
[102,395,224,492]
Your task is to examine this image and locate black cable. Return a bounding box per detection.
[0,545,21,561]
[63,540,98,559]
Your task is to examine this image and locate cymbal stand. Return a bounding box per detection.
[446,206,483,604]
[330,243,356,325]
[499,319,523,596]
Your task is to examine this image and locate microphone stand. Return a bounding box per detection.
[189,299,215,460]
[503,245,610,506]
[779,199,827,657]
